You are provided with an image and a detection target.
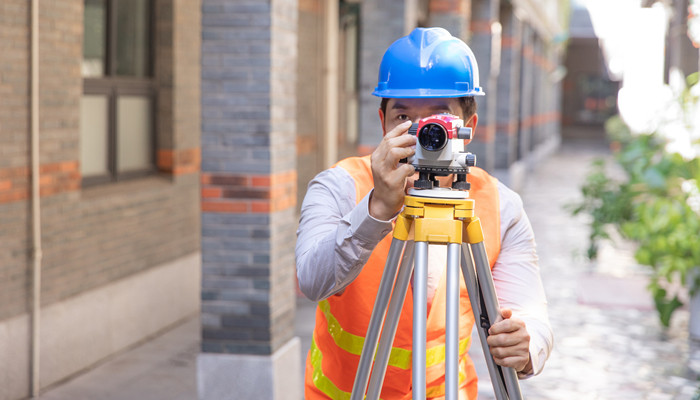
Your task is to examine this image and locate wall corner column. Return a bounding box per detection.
[198,0,301,398]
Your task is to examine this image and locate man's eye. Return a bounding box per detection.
[397,114,410,121]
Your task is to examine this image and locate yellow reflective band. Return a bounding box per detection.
[425,360,468,398]
[311,331,470,399]
[426,337,471,367]
[310,338,352,400]
[318,300,413,370]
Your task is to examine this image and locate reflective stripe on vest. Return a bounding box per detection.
[319,299,470,370]
[309,339,351,400]
[309,336,469,400]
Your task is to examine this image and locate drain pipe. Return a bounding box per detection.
[30,0,42,397]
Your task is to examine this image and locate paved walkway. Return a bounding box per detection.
[40,138,700,399]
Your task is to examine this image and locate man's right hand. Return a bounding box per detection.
[369,120,416,221]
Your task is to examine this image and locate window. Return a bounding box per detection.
[81,0,155,185]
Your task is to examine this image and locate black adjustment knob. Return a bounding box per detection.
[465,153,477,167]
[452,180,470,190]
[457,127,472,140]
[414,178,433,189]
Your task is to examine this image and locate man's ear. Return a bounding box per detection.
[378,108,387,136]
[465,113,478,133]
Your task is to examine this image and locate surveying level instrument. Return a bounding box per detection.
[349,171,524,400]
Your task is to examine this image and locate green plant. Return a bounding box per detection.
[571,72,700,327]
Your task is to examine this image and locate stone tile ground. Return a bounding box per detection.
[474,139,700,400]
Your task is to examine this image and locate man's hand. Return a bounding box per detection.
[369,120,416,220]
[487,308,533,375]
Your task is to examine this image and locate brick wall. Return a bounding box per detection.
[469,0,498,172]
[200,0,298,356]
[428,0,471,40]
[494,3,520,168]
[0,0,201,321]
[0,0,31,321]
[358,0,406,148]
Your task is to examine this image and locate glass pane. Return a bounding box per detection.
[83,0,106,77]
[117,96,152,173]
[115,0,151,77]
[80,95,109,177]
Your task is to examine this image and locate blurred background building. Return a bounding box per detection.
[0,0,698,399]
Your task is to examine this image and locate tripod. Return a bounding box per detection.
[349,184,524,400]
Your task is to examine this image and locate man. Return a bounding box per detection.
[296,27,553,399]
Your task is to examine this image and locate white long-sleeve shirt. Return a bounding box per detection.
[295,165,553,377]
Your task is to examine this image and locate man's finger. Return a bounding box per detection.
[387,146,415,163]
[489,319,522,336]
[385,120,412,138]
[500,308,512,319]
[487,331,526,348]
[385,132,417,149]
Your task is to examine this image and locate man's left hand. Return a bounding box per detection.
[486,308,533,375]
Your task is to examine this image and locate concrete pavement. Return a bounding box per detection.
[40,138,700,399]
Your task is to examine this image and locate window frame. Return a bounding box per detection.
[82,0,157,187]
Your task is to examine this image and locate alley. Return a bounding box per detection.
[41,138,700,399]
[512,138,700,399]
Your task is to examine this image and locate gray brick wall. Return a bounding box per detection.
[469,0,498,172]
[427,0,471,41]
[494,3,521,169]
[358,0,405,147]
[518,23,534,158]
[0,0,201,320]
[200,0,298,356]
[0,0,30,321]
[200,1,273,176]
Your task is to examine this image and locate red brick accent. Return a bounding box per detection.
[520,112,561,129]
[0,166,29,204]
[429,0,464,13]
[201,170,297,213]
[298,0,321,13]
[470,20,493,35]
[157,147,201,175]
[496,121,519,136]
[522,45,555,71]
[39,161,80,196]
[502,36,519,49]
[0,161,81,204]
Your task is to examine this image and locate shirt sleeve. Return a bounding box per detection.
[295,167,394,301]
[492,182,554,378]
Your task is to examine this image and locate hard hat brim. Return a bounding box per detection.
[372,87,485,98]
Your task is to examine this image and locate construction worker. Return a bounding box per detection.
[296,27,553,399]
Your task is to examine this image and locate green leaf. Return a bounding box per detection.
[642,167,667,189]
[653,287,683,327]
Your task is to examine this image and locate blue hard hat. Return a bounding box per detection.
[372,27,485,98]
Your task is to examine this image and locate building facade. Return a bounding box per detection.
[0,1,567,399]
[0,1,201,399]
[198,0,567,399]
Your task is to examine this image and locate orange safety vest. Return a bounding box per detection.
[305,155,501,400]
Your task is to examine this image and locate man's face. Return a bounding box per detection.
[378,97,478,187]
[378,97,476,135]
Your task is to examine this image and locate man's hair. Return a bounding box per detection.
[380,97,477,119]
